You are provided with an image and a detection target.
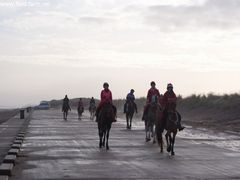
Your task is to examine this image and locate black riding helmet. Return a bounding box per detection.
[130,89,134,93]
[103,82,109,88]
[150,81,156,86]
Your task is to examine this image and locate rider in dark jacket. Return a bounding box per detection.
[124,89,137,113]
[62,95,71,112]
[90,97,95,106]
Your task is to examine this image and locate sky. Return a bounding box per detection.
[0,0,240,108]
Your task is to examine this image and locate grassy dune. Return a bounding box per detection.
[178,93,240,132]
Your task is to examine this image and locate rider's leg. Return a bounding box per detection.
[177,111,185,131]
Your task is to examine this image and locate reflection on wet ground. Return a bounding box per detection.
[10,109,240,180]
[126,118,240,152]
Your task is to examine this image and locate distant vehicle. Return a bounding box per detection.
[37,101,50,110]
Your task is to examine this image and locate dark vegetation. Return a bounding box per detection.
[48,93,240,132]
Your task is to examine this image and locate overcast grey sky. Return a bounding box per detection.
[0,0,240,107]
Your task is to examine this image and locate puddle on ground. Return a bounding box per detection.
[117,118,240,152]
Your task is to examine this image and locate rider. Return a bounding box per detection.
[96,82,117,122]
[124,89,137,113]
[89,97,95,107]
[163,83,185,131]
[62,95,71,112]
[142,81,161,120]
[78,98,84,112]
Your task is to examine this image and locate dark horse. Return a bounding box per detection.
[89,104,96,121]
[125,100,137,129]
[145,96,163,149]
[62,103,71,121]
[77,105,84,120]
[98,102,115,150]
[164,105,180,156]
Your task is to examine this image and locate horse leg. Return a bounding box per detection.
[98,128,103,148]
[153,125,156,144]
[106,128,110,150]
[147,123,151,142]
[129,116,131,130]
[126,115,129,129]
[165,132,171,152]
[102,131,106,147]
[145,121,149,142]
[171,132,176,156]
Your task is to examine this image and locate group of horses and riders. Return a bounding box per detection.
[62,81,185,154]
[141,81,185,155]
[62,96,96,121]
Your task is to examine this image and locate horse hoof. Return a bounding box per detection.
[171,152,175,156]
[146,138,151,142]
[153,140,156,144]
[106,146,109,150]
[167,147,171,152]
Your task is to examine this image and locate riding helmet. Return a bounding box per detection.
[167,83,173,89]
[150,81,156,86]
[103,82,109,87]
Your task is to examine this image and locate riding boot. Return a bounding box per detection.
[178,121,185,131]
[177,111,185,131]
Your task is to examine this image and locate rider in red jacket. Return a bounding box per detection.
[163,83,185,131]
[96,82,116,122]
[142,81,161,120]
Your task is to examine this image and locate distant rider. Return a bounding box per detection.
[124,89,137,113]
[77,98,84,112]
[89,97,95,107]
[62,95,71,112]
[163,83,185,131]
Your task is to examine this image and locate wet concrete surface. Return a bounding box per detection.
[10,109,240,180]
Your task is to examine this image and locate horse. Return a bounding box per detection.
[62,103,71,121]
[77,105,84,120]
[125,100,137,129]
[164,106,180,156]
[98,102,116,150]
[145,96,162,144]
[155,108,165,153]
[89,103,96,121]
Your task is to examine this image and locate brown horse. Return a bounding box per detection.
[77,106,84,120]
[165,108,179,156]
[125,100,137,129]
[98,102,116,150]
[145,96,163,151]
[89,103,96,121]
